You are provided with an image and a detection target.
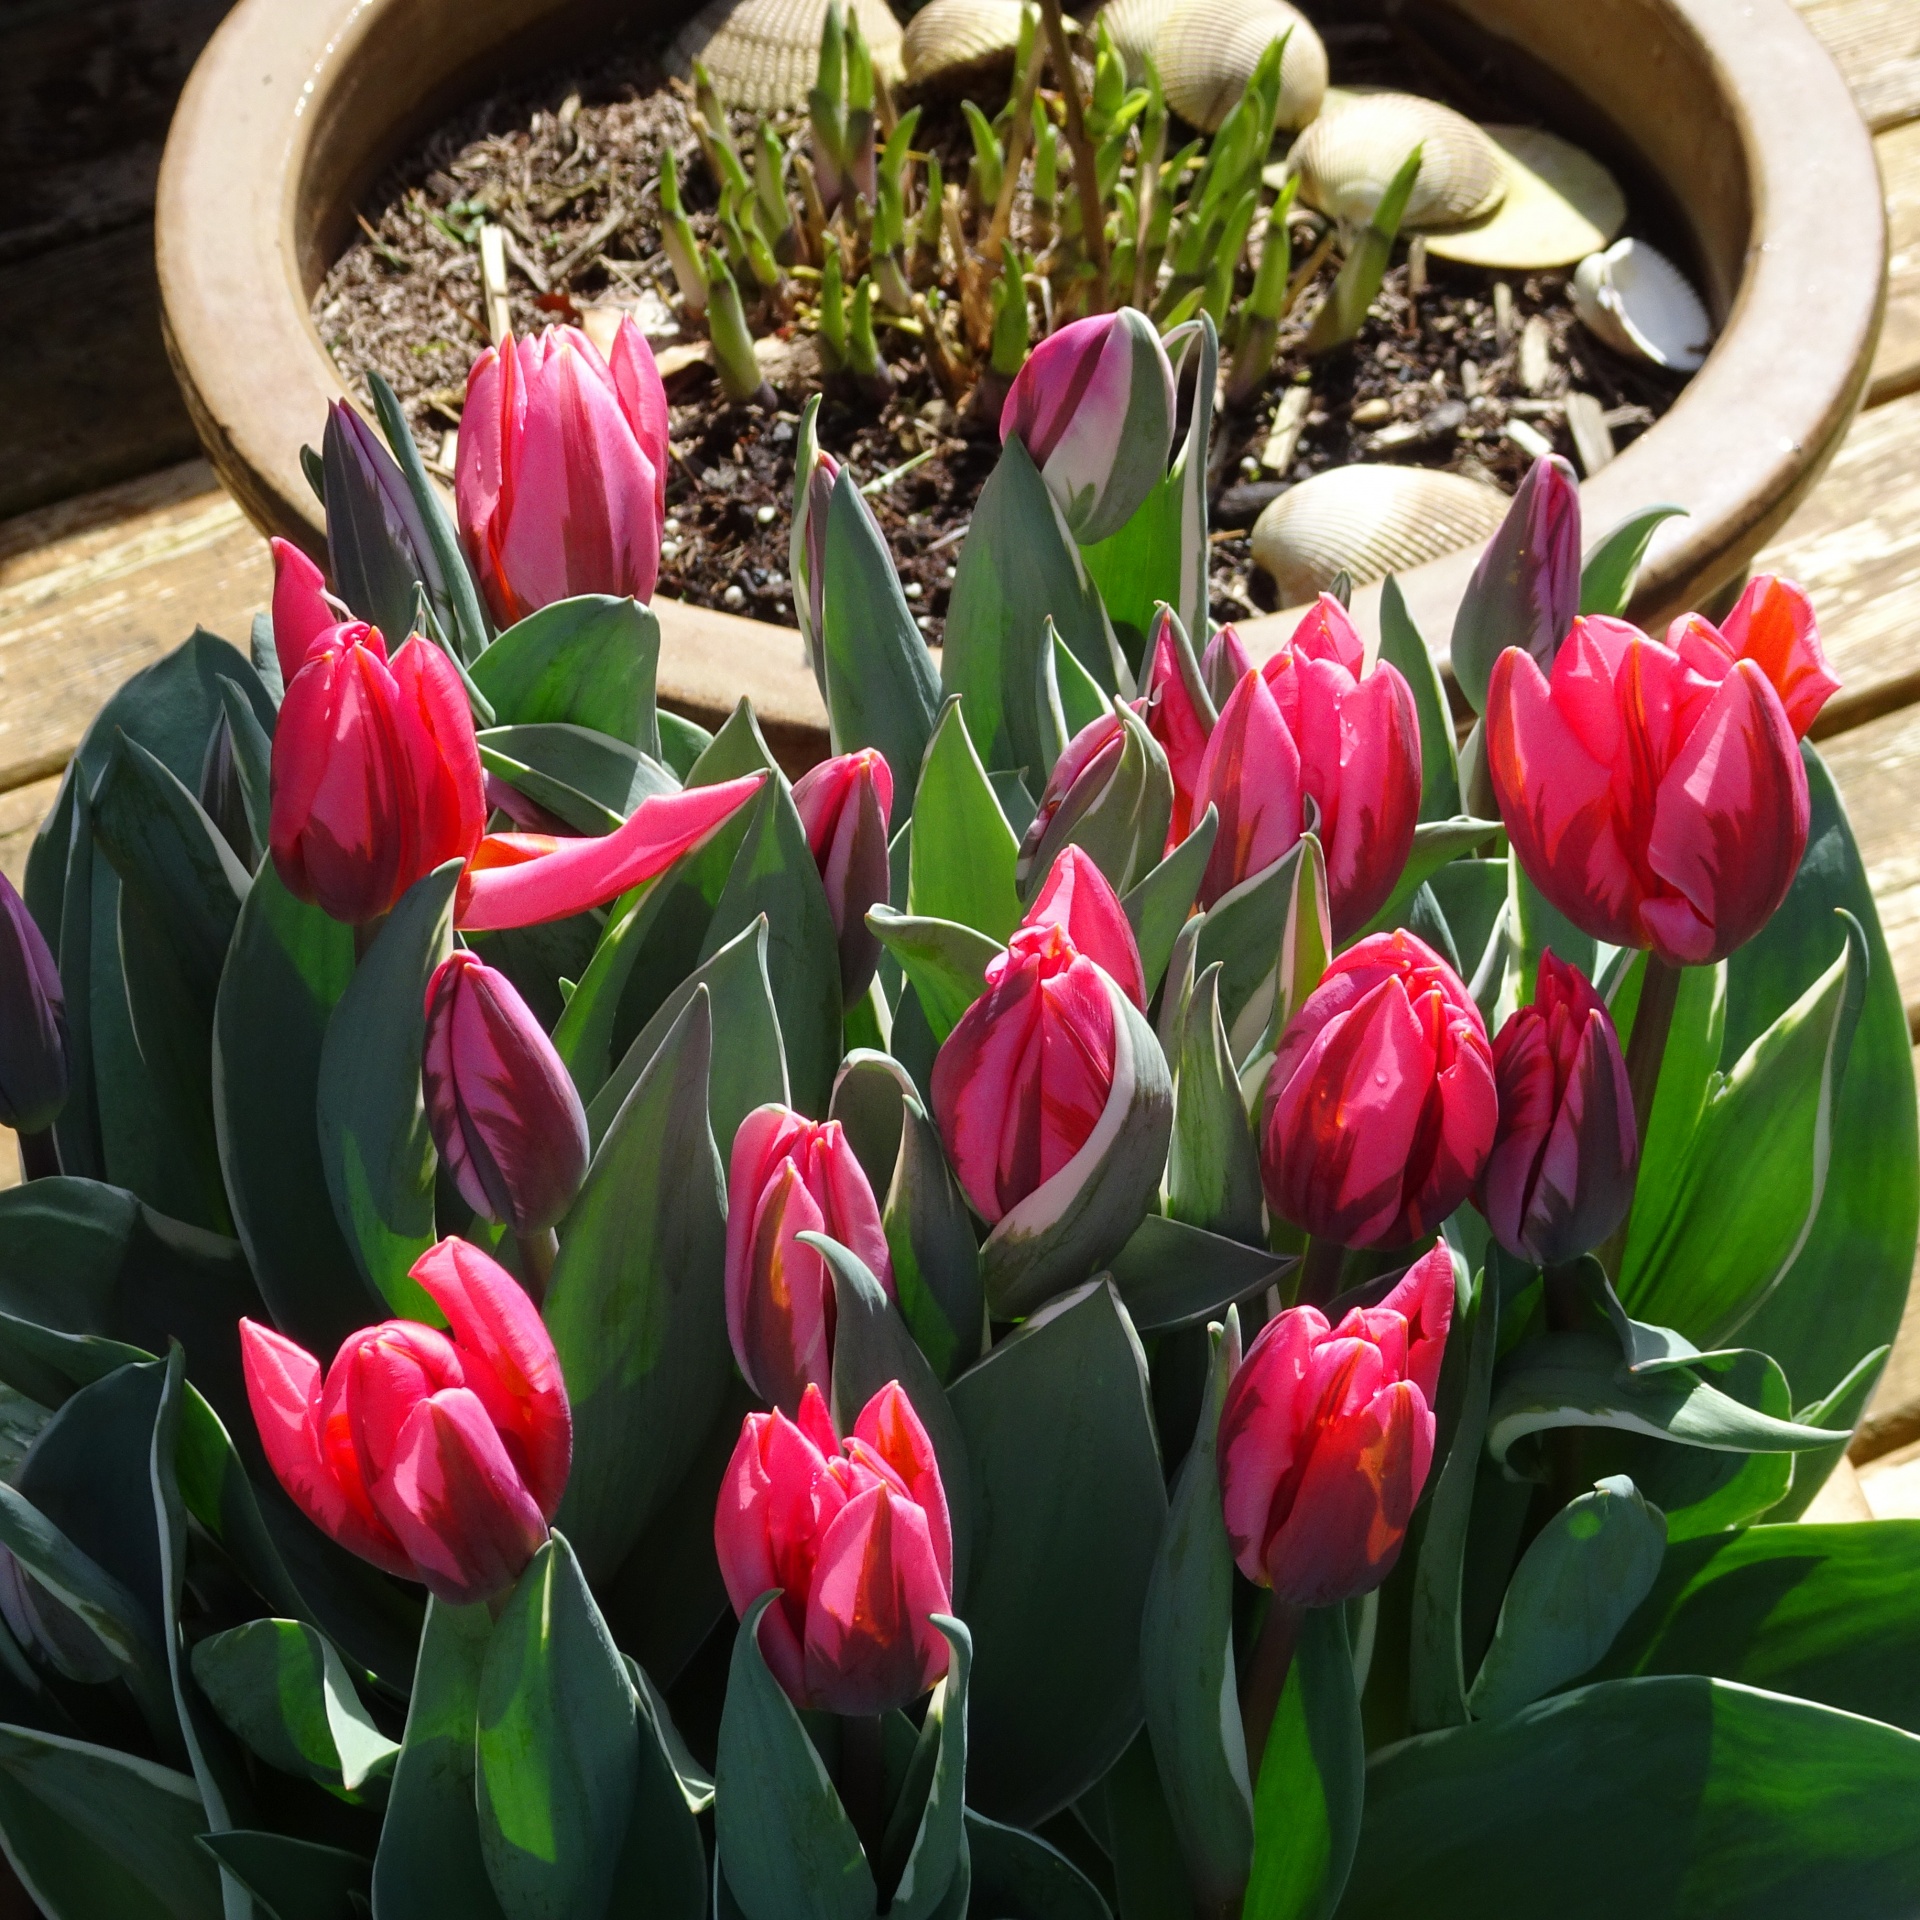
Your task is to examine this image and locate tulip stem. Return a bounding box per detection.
[16,1129,57,1182]
[1598,953,1684,1283]
[514,1228,559,1308]
[1240,1596,1302,1785]
[838,1711,890,1869]
[1296,1235,1345,1309]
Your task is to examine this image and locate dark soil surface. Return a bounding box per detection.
[314,14,1688,644]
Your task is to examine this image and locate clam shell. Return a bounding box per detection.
[1424,126,1626,270]
[904,0,1025,91]
[1149,0,1328,134]
[668,0,905,112]
[1572,238,1712,372]
[1290,90,1507,231]
[1250,464,1510,604]
[1099,0,1174,80]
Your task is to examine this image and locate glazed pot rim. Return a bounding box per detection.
[155,0,1884,744]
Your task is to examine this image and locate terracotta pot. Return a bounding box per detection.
[156,0,1882,752]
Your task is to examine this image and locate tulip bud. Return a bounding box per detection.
[455,320,669,627]
[1450,453,1582,714]
[240,1237,572,1606]
[791,749,894,1003]
[1217,1244,1453,1605]
[269,536,341,687]
[0,872,67,1137]
[1262,930,1497,1248]
[1201,623,1253,712]
[725,1105,894,1413]
[269,623,486,927]
[791,407,841,686]
[1017,703,1172,900]
[1487,615,1812,966]
[1479,952,1637,1266]
[715,1381,953,1715]
[1019,844,1146,1010]
[322,399,448,645]
[1144,609,1212,848]
[422,951,589,1238]
[1193,667,1302,911]
[1666,573,1839,740]
[999,308,1177,545]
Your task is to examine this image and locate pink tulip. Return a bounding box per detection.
[1217,1244,1453,1605]
[1193,668,1302,912]
[1486,612,1814,966]
[1665,573,1839,740]
[1201,624,1254,711]
[792,749,895,1003]
[725,1105,894,1413]
[715,1382,953,1715]
[1479,952,1637,1267]
[239,1238,572,1606]
[1144,612,1210,848]
[422,951,589,1237]
[269,537,341,685]
[930,847,1145,1223]
[1262,931,1497,1248]
[456,319,670,627]
[791,442,841,670]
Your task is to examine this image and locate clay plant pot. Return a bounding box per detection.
[156,0,1883,752]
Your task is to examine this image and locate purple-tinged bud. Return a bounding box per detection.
[421,951,589,1236]
[322,400,449,645]
[0,872,68,1136]
[791,749,894,1004]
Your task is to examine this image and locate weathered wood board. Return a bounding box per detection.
[1795,0,1920,133]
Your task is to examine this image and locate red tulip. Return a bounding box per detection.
[715,1381,953,1715]
[1193,667,1301,912]
[1665,573,1839,740]
[456,319,670,627]
[792,749,895,1003]
[1479,952,1637,1266]
[1217,1244,1453,1605]
[239,1238,572,1606]
[1144,611,1210,847]
[931,848,1148,1223]
[725,1105,894,1413]
[1486,612,1814,966]
[422,951,589,1236]
[269,537,342,685]
[1262,930,1497,1248]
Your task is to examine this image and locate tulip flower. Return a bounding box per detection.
[792,749,894,1003]
[1665,573,1839,740]
[0,873,67,1138]
[725,1105,894,1412]
[1201,623,1254,712]
[322,399,449,645]
[269,618,765,933]
[422,951,589,1240]
[931,847,1149,1223]
[791,436,840,679]
[1217,1243,1453,1605]
[1018,703,1170,899]
[239,1237,571,1607]
[1450,453,1582,713]
[1144,611,1212,847]
[999,308,1176,545]
[1478,952,1637,1267]
[455,318,670,627]
[715,1381,952,1715]
[1485,613,1813,966]
[1262,930,1497,1248]
[269,537,343,686]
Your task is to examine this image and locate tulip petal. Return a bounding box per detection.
[1146,617,1213,844]
[851,1383,953,1593]
[1711,574,1839,739]
[1024,845,1148,1010]
[1377,1245,1456,1406]
[1216,1306,1323,1586]
[742,1161,835,1412]
[1195,669,1302,909]
[269,538,339,686]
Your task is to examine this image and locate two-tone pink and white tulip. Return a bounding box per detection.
[792,749,894,1004]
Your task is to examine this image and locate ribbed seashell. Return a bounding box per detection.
[904,0,1025,91]
[1290,90,1507,231]
[668,0,905,112]
[1250,465,1510,605]
[1425,126,1626,271]
[1149,0,1328,134]
[1099,0,1174,81]
[1572,239,1712,373]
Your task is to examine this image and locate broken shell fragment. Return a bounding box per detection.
[1290,90,1507,232]
[1146,0,1329,134]
[903,0,1026,91]
[1571,238,1712,372]
[1250,463,1510,604]
[668,0,906,111]
[1424,125,1627,270]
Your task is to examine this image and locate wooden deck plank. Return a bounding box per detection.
[1823,699,1920,1023]
[1794,0,1920,132]
[1872,117,1920,403]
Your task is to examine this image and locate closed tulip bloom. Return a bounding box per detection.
[792,749,894,1003]
[715,1381,953,1715]
[1000,308,1176,545]
[269,622,488,926]
[1201,623,1254,711]
[1665,573,1839,740]
[725,1105,894,1412]
[1193,667,1301,911]
[1020,844,1146,1009]
[0,873,67,1136]
[791,441,840,673]
[322,399,448,644]
[1017,702,1169,900]
[1217,1244,1453,1605]
[1479,952,1637,1266]
[456,319,670,626]
[1262,931,1497,1248]
[1145,612,1211,847]
[1486,613,1813,966]
[269,537,342,685]
[422,951,589,1236]
[239,1237,571,1606]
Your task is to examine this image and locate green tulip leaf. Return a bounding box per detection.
[963,1808,1112,1920]
[1121,806,1218,1005]
[478,723,678,834]
[197,1832,372,1920]
[908,700,1023,943]
[1578,503,1688,618]
[1767,1344,1887,1522]
[1167,963,1265,1244]
[1347,816,1501,949]
[606,1661,708,1918]
[657,711,714,780]
[1038,622,1112,763]
[1194,835,1311,1058]
[866,906,1002,1043]
[878,1619,972,1920]
[470,595,662,753]
[1377,576,1462,823]
[1106,1214,1286,1331]
[884,1098,984,1385]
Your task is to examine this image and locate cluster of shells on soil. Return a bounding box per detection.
[663,0,1716,605]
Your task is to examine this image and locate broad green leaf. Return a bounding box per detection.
[714,1593,878,1920]
[315,859,461,1319]
[1041,624,1112,757]
[198,1833,371,1920]
[372,1598,507,1920]
[657,711,714,780]
[821,470,941,827]
[1377,576,1461,823]
[1341,1675,1920,1918]
[828,1051,922,1192]
[477,1535,639,1920]
[872,1084,982,1385]
[626,1654,716,1814]
[1768,1344,1887,1522]
[478,723,678,834]
[1424,858,1509,990]
[1578,504,1688,617]
[866,907,1000,1042]
[1121,807,1217,1002]
[1139,1311,1251,1910]
[1244,1605,1364,1920]
[879,1620,973,1920]
[607,1656,708,1918]
[469,595,661,753]
[1167,964,1262,1242]
[1194,836,1309,1054]
[908,700,1022,943]
[1107,1215,1286,1331]
[963,1809,1112,1920]
[30,777,102,1181]
[548,990,729,1579]
[1347,817,1501,948]
[1094,1729,1198,1919]
[949,1280,1167,1824]
[1466,1475,1667,1720]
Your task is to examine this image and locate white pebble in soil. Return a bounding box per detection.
[756,505,777,524]
[904,582,923,599]
[664,518,680,535]
[723,584,746,609]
